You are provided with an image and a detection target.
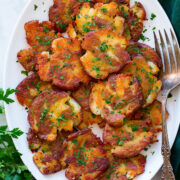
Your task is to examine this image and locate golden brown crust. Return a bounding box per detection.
[78,110,104,129]
[27,129,42,152]
[28,90,82,142]
[36,38,91,90]
[81,30,130,79]
[90,74,144,127]
[16,73,52,107]
[17,48,37,71]
[94,0,129,4]
[33,134,64,175]
[127,42,162,68]
[132,100,169,133]
[103,119,154,158]
[49,0,85,32]
[121,56,162,107]
[72,83,93,111]
[61,129,109,180]
[76,2,126,36]
[127,2,146,42]
[25,20,60,52]
[100,154,146,180]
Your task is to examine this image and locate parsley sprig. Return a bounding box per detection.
[0,88,18,104]
[0,126,34,179]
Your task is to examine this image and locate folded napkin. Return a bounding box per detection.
[159,0,180,179]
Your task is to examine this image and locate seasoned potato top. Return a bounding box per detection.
[72,83,94,111]
[61,129,109,180]
[127,42,162,68]
[132,100,169,133]
[25,20,60,52]
[36,38,91,90]
[16,73,52,107]
[33,133,65,175]
[81,30,130,79]
[90,74,144,127]
[100,154,146,180]
[103,119,153,158]
[17,48,37,71]
[76,2,125,35]
[49,0,87,32]
[28,90,82,142]
[121,56,162,107]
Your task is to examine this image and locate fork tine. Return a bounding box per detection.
[159,30,170,74]
[154,31,163,78]
[153,31,161,57]
[164,30,177,73]
[170,29,180,73]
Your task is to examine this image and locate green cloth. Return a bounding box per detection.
[159,0,180,179]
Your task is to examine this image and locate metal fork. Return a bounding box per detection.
[154,29,180,180]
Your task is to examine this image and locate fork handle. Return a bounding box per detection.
[161,96,175,180]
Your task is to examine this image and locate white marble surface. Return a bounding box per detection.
[0,0,161,179]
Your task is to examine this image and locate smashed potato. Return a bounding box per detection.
[121,56,162,107]
[16,73,52,107]
[103,119,154,158]
[78,110,104,129]
[81,30,130,79]
[36,38,91,90]
[76,2,125,36]
[25,20,60,52]
[49,0,84,32]
[132,100,169,133]
[127,2,146,41]
[27,129,42,152]
[17,48,37,71]
[100,154,146,180]
[72,83,93,111]
[33,134,64,175]
[61,129,109,180]
[28,90,82,142]
[90,74,144,127]
[127,42,162,68]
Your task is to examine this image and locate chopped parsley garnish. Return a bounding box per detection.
[34,4,38,11]
[57,114,68,121]
[150,13,156,20]
[21,70,29,76]
[99,42,108,52]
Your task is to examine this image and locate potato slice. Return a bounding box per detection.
[90,74,144,127]
[100,154,146,180]
[72,83,93,111]
[36,38,91,90]
[16,73,52,107]
[17,48,37,71]
[61,129,109,180]
[76,2,125,36]
[81,30,130,79]
[103,119,154,158]
[28,90,82,141]
[33,134,64,175]
[121,56,162,107]
[132,100,169,133]
[25,20,60,52]
[127,2,146,41]
[127,42,162,68]
[49,0,86,32]
[78,110,104,129]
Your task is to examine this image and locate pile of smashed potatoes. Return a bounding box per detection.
[15,0,167,179]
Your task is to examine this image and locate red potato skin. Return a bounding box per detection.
[16,73,52,107]
[127,42,162,68]
[25,20,60,52]
[61,129,109,180]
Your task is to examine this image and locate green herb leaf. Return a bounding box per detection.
[0,88,18,104]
